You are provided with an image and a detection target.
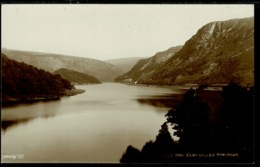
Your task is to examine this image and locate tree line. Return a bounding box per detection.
[54,68,101,84]
[120,82,254,163]
[2,54,73,102]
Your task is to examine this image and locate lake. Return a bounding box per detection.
[1,83,184,163]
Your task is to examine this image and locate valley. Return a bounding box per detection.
[1,15,254,163]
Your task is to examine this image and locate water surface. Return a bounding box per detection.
[1,83,183,163]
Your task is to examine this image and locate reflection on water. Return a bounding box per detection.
[2,97,61,108]
[2,99,62,131]
[2,114,57,131]
[137,94,183,109]
[1,83,184,163]
[2,120,27,131]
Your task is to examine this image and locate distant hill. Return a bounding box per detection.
[1,49,123,82]
[2,54,74,103]
[54,68,101,85]
[105,57,144,73]
[116,17,254,86]
[115,46,182,82]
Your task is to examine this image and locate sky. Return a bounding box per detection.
[2,4,254,60]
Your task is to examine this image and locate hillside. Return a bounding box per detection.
[105,57,144,73]
[115,46,182,83]
[54,68,101,85]
[1,49,122,82]
[2,54,74,103]
[117,17,254,86]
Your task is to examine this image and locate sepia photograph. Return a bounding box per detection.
[1,4,254,163]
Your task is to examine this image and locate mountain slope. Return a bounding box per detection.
[2,54,73,103]
[105,57,144,73]
[119,17,254,86]
[1,49,122,82]
[115,46,182,82]
[54,68,101,84]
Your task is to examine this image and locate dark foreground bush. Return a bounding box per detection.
[120,82,254,163]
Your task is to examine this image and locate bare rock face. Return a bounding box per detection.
[117,17,254,86]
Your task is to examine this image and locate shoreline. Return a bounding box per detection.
[64,88,86,96]
[122,82,223,91]
[2,88,86,107]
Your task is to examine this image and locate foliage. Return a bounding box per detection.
[54,68,101,84]
[120,82,254,163]
[166,85,213,152]
[215,82,254,161]
[2,54,73,102]
[141,122,177,162]
[120,122,177,163]
[120,145,141,163]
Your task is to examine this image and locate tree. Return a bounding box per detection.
[139,122,177,162]
[153,122,176,154]
[120,83,254,163]
[2,54,74,102]
[120,145,141,163]
[215,82,254,162]
[166,86,213,153]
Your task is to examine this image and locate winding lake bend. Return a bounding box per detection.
[1,83,184,163]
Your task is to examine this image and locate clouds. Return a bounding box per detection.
[2,5,254,60]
